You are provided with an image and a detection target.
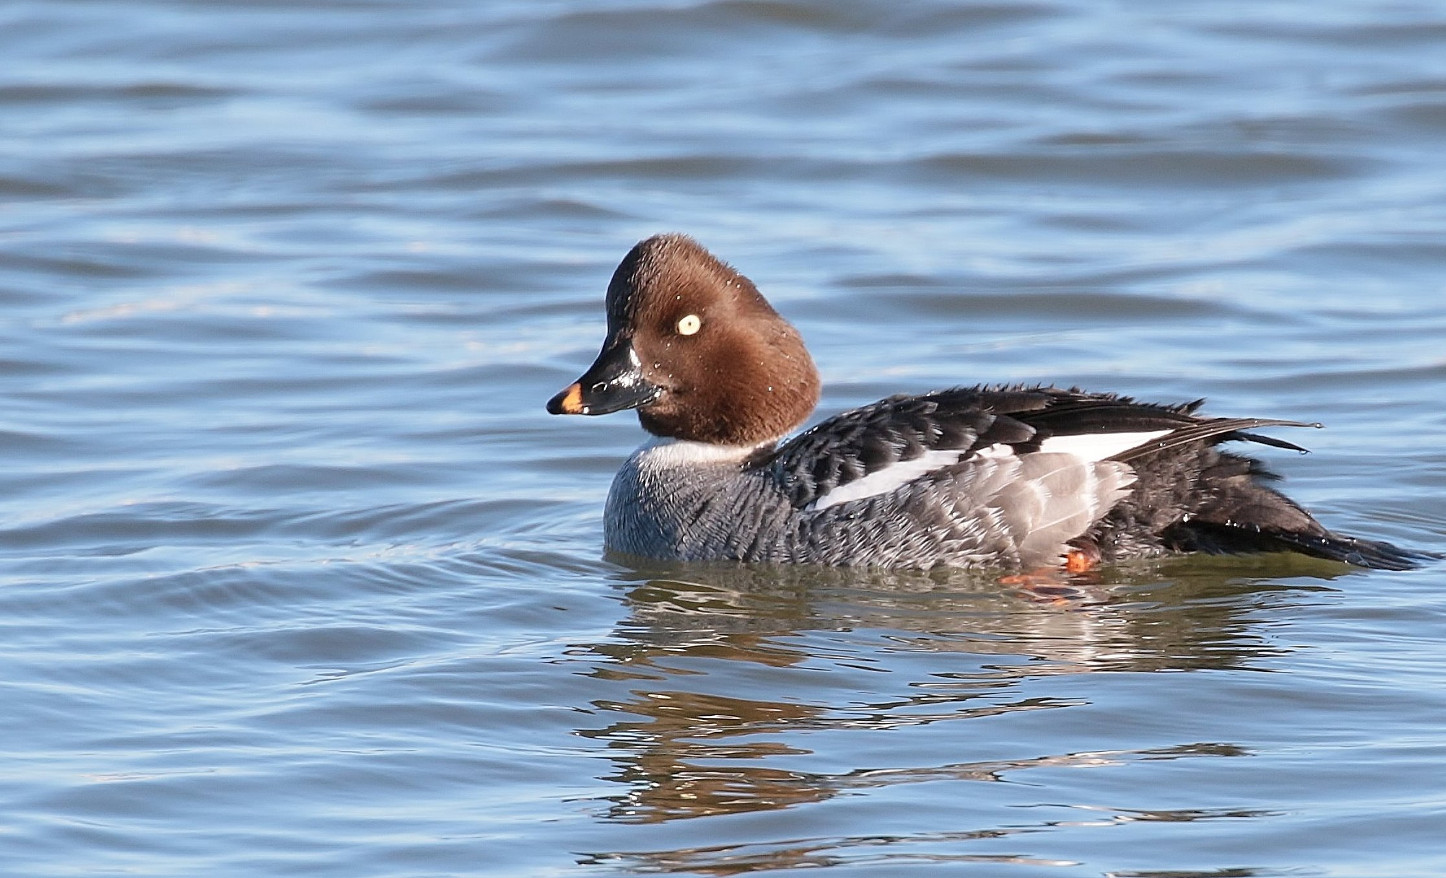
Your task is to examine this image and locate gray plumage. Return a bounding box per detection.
[604,437,1134,568]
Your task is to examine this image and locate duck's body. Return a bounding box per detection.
[548,234,1425,571]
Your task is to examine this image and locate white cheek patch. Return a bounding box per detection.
[1037,430,1172,463]
[809,448,967,511]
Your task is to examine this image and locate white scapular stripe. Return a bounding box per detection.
[1037,430,1172,463]
[807,429,1169,513]
[809,449,964,511]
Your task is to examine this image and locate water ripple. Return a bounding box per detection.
[3,0,1445,875]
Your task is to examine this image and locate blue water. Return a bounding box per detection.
[3,1,1445,875]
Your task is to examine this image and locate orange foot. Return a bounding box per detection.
[1065,548,1098,574]
[1064,539,1103,574]
[1000,544,1104,603]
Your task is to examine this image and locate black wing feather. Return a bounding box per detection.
[758,384,1273,509]
[760,386,1050,508]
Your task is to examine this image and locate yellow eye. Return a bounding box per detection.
[676,314,701,336]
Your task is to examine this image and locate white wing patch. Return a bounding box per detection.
[805,429,1170,513]
[1037,430,1172,463]
[808,449,965,512]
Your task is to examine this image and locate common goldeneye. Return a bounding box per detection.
[547,234,1425,571]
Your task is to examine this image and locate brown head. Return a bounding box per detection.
[546,234,821,447]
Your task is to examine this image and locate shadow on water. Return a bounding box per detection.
[572,555,1351,838]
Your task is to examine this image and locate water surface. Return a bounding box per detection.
[2,1,1445,876]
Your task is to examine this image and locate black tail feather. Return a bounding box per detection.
[1111,418,1318,463]
[1182,521,1437,571]
[1263,530,1439,572]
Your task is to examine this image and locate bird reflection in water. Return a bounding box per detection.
[574,555,1344,837]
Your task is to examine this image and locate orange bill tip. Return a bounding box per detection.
[555,382,585,414]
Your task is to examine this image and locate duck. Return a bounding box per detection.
[547,233,1426,571]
